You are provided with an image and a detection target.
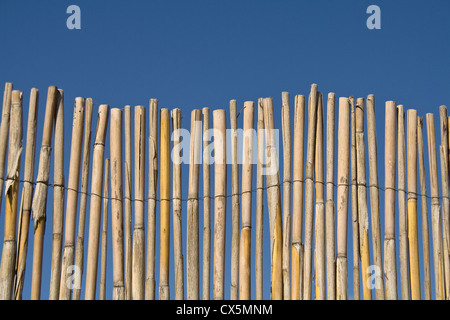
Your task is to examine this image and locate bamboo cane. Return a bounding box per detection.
[355,97,372,300]
[15,195,24,288]
[0,90,22,300]
[187,109,201,300]
[326,92,335,300]
[448,115,450,175]
[73,98,93,300]
[239,101,254,300]
[0,82,12,215]
[124,105,132,300]
[440,143,450,300]
[159,108,171,300]
[303,84,318,300]
[448,116,450,180]
[213,109,227,300]
[0,82,12,293]
[292,94,305,300]
[384,101,398,300]
[281,92,291,300]
[14,88,38,300]
[350,96,360,300]
[132,105,146,300]
[448,116,450,178]
[100,158,110,300]
[336,97,350,300]
[255,99,264,300]
[263,98,283,300]
[417,116,432,300]
[48,89,64,300]
[59,97,85,300]
[84,105,109,300]
[110,108,125,300]
[229,100,240,300]
[426,113,445,300]
[146,99,158,299]
[172,108,184,300]
[314,92,325,300]
[202,107,211,300]
[407,109,421,300]
[440,107,449,174]
[439,105,450,299]
[366,94,384,299]
[397,104,410,300]
[30,86,58,300]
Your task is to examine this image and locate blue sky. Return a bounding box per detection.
[0,0,449,300]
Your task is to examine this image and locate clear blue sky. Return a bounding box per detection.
[0,0,449,300]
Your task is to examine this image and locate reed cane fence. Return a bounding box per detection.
[0,82,449,300]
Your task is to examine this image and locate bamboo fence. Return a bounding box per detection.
[0,82,448,300]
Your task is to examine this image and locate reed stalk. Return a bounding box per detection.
[172,108,184,300]
[366,94,384,299]
[350,96,360,300]
[384,101,398,299]
[281,93,291,300]
[439,105,450,299]
[14,88,38,299]
[325,92,335,300]
[292,94,305,300]
[146,99,158,299]
[440,145,450,299]
[230,100,239,300]
[336,97,350,300]
[263,98,283,300]
[303,84,318,300]
[417,116,431,300]
[187,109,201,299]
[59,97,85,300]
[239,101,254,300]
[31,86,58,299]
[255,99,264,300]
[202,107,211,300]
[84,105,109,299]
[213,109,227,300]
[47,89,64,300]
[132,105,146,299]
[73,98,93,300]
[398,104,410,300]
[314,92,325,300]
[355,97,371,300]
[407,109,421,300]
[110,108,125,300]
[425,113,445,300]
[159,108,171,300]
[124,105,132,300]
[99,158,110,300]
[0,90,22,300]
